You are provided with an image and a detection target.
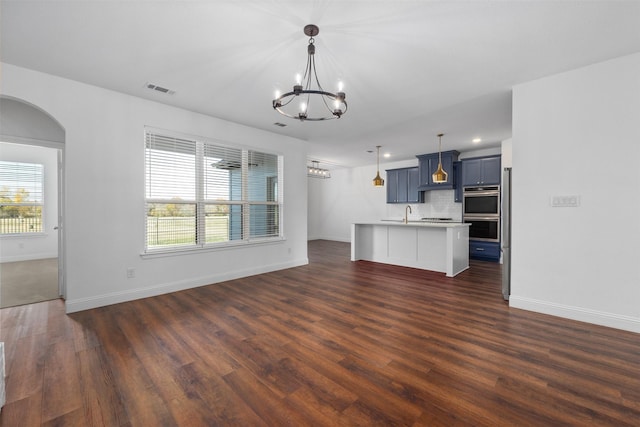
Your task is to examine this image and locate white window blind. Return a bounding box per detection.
[145,130,283,251]
[247,150,279,238]
[0,161,44,234]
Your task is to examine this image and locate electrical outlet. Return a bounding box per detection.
[126,268,135,278]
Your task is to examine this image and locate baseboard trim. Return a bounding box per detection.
[1,252,58,263]
[65,258,309,314]
[509,295,640,334]
[308,236,350,243]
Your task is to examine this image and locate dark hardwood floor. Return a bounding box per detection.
[1,240,639,426]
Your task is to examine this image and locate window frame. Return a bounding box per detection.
[143,128,284,255]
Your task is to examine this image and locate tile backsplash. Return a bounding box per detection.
[386,190,462,221]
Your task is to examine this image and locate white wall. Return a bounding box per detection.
[501,138,512,168]
[308,158,464,242]
[1,63,309,313]
[458,146,501,160]
[0,97,65,144]
[308,162,390,241]
[510,53,640,333]
[0,143,59,262]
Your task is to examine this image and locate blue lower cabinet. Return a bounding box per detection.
[469,240,500,262]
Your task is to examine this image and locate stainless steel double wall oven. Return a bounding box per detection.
[463,186,500,242]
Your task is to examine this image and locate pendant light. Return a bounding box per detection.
[432,133,448,184]
[372,145,384,187]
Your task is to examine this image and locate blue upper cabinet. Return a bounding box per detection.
[416,150,459,190]
[453,161,462,202]
[407,167,422,203]
[462,155,501,187]
[386,167,424,204]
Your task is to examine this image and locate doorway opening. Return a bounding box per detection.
[0,96,65,308]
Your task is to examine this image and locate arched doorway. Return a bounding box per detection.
[0,96,66,307]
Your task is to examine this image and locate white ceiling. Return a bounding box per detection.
[2,1,640,168]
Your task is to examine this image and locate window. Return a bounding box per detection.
[145,131,282,252]
[0,161,44,235]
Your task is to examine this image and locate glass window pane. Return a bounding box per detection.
[146,134,196,200]
[205,144,242,201]
[0,161,44,234]
[250,204,279,238]
[0,206,42,233]
[146,203,196,248]
[247,151,278,202]
[204,204,243,243]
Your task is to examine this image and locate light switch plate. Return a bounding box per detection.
[551,195,580,207]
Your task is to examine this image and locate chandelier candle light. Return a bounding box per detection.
[273,25,347,121]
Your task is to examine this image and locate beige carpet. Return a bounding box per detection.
[0,258,59,308]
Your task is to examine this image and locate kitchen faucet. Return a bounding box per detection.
[404,205,412,224]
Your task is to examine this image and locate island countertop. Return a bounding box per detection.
[358,220,470,228]
[351,221,470,277]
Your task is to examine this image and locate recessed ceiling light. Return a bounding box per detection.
[383,153,391,158]
[472,138,482,143]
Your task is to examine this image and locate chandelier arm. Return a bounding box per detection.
[274,91,339,121]
[319,92,335,114]
[305,54,315,92]
[303,36,315,83]
[310,54,336,115]
[273,90,347,118]
[311,55,327,93]
[305,91,312,113]
[279,96,296,107]
[277,90,338,98]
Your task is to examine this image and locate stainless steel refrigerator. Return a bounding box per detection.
[502,167,512,300]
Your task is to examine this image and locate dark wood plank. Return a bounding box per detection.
[76,346,128,426]
[1,240,639,426]
[0,393,43,427]
[40,340,83,423]
[4,331,47,405]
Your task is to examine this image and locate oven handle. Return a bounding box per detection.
[464,216,500,221]
[463,191,499,197]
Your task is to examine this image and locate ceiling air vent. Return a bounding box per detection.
[145,82,175,95]
[273,122,287,127]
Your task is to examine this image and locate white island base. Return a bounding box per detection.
[351,222,471,277]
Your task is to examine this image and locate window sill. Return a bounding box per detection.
[140,236,286,259]
[0,232,49,239]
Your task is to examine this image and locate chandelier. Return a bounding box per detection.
[272,25,347,121]
[307,160,331,179]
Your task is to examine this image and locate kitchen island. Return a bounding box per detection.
[351,221,471,277]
